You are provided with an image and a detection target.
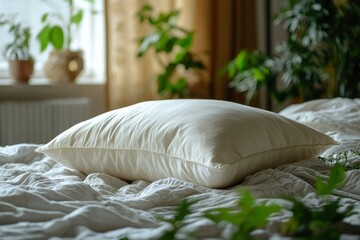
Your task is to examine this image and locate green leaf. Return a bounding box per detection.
[49,26,64,50]
[247,204,282,228]
[177,34,193,49]
[189,60,205,69]
[174,51,187,63]
[173,199,194,222]
[316,165,345,196]
[251,68,265,81]
[205,208,241,225]
[155,32,173,52]
[172,78,187,95]
[156,198,198,239]
[41,13,48,22]
[226,62,237,78]
[36,25,51,52]
[235,50,248,71]
[137,4,154,23]
[71,10,83,25]
[142,4,153,12]
[205,189,281,238]
[157,74,169,94]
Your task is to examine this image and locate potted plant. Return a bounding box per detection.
[0,14,35,83]
[37,0,94,83]
[136,4,206,98]
[225,0,360,107]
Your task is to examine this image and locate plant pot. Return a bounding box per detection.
[8,59,34,83]
[44,50,84,83]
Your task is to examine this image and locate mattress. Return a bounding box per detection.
[0,98,359,239]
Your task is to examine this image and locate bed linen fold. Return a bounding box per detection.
[1,98,360,239]
[1,143,360,239]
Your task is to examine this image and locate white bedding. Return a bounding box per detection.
[1,98,360,239]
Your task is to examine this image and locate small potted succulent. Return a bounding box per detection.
[0,14,35,83]
[37,0,94,83]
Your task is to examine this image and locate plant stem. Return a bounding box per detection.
[67,0,73,49]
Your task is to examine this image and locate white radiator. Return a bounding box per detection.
[0,98,91,146]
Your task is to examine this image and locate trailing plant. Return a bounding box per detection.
[281,164,356,239]
[152,190,281,240]
[225,0,360,105]
[0,14,33,60]
[136,4,205,98]
[158,199,198,240]
[118,199,197,240]
[204,189,281,240]
[318,150,360,171]
[153,162,358,239]
[37,0,95,52]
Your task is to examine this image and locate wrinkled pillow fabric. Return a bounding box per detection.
[36,99,337,188]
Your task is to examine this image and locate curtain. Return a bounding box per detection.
[105,0,257,110]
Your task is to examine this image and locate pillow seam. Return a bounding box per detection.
[38,142,336,170]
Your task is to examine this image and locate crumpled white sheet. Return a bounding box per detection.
[279,98,360,136]
[1,98,360,240]
[279,98,360,147]
[1,144,359,240]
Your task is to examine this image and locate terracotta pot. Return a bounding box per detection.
[8,59,34,83]
[44,50,84,83]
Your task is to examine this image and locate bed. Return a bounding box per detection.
[0,98,359,239]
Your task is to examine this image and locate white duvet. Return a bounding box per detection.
[1,98,360,240]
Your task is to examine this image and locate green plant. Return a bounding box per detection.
[154,162,358,240]
[318,150,360,171]
[152,190,281,240]
[226,0,360,104]
[222,50,285,104]
[37,0,94,52]
[205,189,281,240]
[136,4,205,98]
[281,164,355,239]
[0,14,33,60]
[158,199,198,240]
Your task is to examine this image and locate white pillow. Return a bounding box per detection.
[36,99,337,188]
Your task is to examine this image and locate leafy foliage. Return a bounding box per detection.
[37,0,95,51]
[281,198,355,239]
[152,161,358,240]
[152,190,281,240]
[281,164,356,239]
[222,50,288,104]
[0,14,33,60]
[204,189,281,240]
[315,164,345,195]
[226,0,360,104]
[157,199,197,240]
[136,4,205,98]
[318,150,360,171]
[121,150,360,240]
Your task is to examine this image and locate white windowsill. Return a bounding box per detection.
[0,77,105,86]
[0,78,107,117]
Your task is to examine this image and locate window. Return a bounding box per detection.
[0,0,105,82]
